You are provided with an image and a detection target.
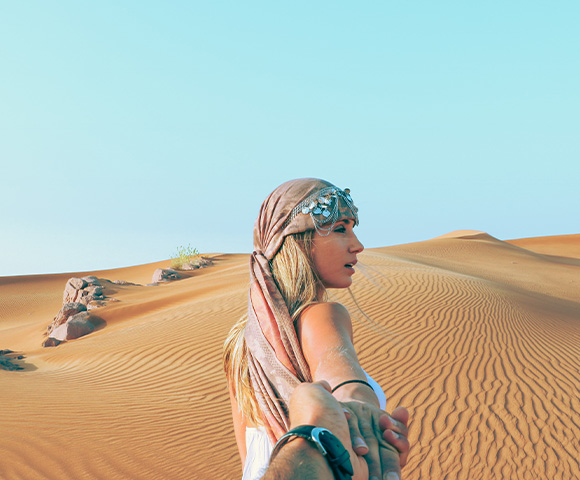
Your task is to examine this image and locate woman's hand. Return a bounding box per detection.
[381,406,410,467]
[341,401,410,480]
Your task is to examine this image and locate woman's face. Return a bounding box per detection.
[311,218,364,289]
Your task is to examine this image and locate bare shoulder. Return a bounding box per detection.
[297,302,353,338]
[296,302,356,373]
[300,302,350,322]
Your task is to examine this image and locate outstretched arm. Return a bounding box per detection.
[296,303,374,403]
[296,302,409,478]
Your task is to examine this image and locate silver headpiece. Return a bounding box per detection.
[285,186,359,236]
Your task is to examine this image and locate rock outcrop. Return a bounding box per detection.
[112,279,140,285]
[179,257,213,270]
[152,268,182,283]
[43,260,212,347]
[43,312,105,347]
[44,276,112,347]
[152,257,214,283]
[0,350,25,371]
[46,302,87,336]
[63,276,106,306]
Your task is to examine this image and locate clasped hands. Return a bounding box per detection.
[288,381,410,480]
[341,399,409,480]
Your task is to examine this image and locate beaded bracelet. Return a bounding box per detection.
[331,379,374,394]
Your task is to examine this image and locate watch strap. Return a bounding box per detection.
[270,425,353,480]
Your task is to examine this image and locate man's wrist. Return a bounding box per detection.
[264,437,332,480]
[270,426,353,480]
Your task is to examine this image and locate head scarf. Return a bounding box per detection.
[244,178,358,442]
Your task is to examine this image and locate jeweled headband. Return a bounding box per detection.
[253,178,359,260]
[284,186,359,236]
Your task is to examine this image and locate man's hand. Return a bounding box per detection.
[288,381,370,480]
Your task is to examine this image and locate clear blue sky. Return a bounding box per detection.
[1,1,578,276]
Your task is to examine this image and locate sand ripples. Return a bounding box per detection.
[1,237,579,478]
[334,237,580,479]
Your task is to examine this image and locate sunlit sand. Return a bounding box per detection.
[1,234,579,479]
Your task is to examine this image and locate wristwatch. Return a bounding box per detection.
[270,425,353,480]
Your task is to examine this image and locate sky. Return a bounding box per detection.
[1,1,578,277]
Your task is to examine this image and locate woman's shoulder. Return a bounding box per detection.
[301,301,349,318]
[296,302,355,359]
[297,302,352,332]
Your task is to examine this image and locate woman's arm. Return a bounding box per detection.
[296,302,408,478]
[228,383,248,466]
[296,302,378,406]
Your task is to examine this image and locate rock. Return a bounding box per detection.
[47,302,87,335]
[62,278,106,306]
[0,349,24,360]
[44,313,105,345]
[44,276,117,346]
[180,263,200,271]
[42,337,63,347]
[77,292,90,305]
[49,323,69,342]
[177,257,214,271]
[86,286,104,296]
[62,284,80,304]
[63,277,88,304]
[77,288,105,306]
[65,313,97,339]
[82,276,101,286]
[87,300,108,310]
[0,350,25,370]
[70,277,88,289]
[112,279,140,285]
[83,295,102,305]
[152,268,181,283]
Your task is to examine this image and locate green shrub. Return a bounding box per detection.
[171,244,200,270]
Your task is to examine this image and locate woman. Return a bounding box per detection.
[224,178,409,480]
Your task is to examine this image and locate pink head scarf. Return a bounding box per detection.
[244,178,358,441]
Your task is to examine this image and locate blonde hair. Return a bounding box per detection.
[223,314,261,424]
[223,230,325,424]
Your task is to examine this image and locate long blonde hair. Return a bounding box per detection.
[223,230,325,424]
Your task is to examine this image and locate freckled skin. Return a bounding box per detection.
[311,219,364,289]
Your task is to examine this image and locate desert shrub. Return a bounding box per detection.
[171,244,200,270]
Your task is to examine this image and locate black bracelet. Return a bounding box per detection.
[331,379,374,394]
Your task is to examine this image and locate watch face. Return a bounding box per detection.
[311,427,331,455]
[313,427,343,458]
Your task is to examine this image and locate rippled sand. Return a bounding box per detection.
[1,233,579,479]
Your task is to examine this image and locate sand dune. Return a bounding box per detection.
[1,234,579,479]
[507,233,580,260]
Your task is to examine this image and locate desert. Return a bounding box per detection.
[1,232,579,479]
